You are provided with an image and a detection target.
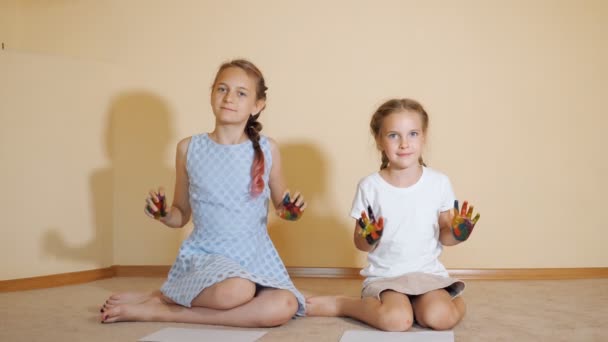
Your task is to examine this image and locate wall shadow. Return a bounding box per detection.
[43,91,177,266]
[268,142,359,268]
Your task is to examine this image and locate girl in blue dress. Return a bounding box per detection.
[101,59,307,327]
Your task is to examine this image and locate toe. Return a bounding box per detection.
[101,307,120,323]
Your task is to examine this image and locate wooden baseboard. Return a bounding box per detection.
[113,265,170,277]
[0,267,115,292]
[2,266,607,292]
[447,268,608,280]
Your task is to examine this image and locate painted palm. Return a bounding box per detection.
[358,205,384,245]
[277,193,303,221]
[146,193,167,219]
[451,200,480,241]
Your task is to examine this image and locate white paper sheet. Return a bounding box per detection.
[138,327,267,342]
[340,329,454,342]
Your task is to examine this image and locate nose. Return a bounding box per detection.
[399,137,409,149]
[223,90,235,103]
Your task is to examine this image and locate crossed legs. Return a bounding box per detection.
[100,277,298,327]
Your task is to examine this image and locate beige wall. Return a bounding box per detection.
[0,1,17,47]
[2,0,607,280]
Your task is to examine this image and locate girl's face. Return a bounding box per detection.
[376,110,426,170]
[210,67,265,125]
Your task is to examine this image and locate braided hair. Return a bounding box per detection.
[213,59,268,196]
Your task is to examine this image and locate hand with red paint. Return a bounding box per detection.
[451,200,480,241]
[358,205,384,245]
[276,191,306,221]
[145,187,168,220]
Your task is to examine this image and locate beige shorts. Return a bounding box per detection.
[362,272,465,300]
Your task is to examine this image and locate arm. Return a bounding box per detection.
[267,137,307,218]
[160,138,193,228]
[267,137,287,209]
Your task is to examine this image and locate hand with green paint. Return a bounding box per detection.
[358,205,384,245]
[276,191,306,221]
[451,200,480,241]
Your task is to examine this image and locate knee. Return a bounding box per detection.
[256,291,298,327]
[420,302,464,330]
[202,278,256,309]
[376,306,413,332]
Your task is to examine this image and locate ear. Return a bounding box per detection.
[253,99,266,115]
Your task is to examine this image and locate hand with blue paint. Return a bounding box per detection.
[451,200,480,241]
[276,191,306,221]
[358,205,384,245]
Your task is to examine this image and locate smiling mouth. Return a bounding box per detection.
[220,106,237,112]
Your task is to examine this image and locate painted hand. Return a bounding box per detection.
[276,191,306,221]
[358,205,384,245]
[145,188,167,219]
[451,200,480,241]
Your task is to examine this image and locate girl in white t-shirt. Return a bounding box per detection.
[307,98,480,331]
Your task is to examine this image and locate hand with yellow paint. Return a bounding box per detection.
[358,205,384,245]
[276,191,306,221]
[451,200,480,241]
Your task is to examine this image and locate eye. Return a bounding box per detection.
[216,86,227,93]
[409,131,419,137]
[387,133,399,139]
[238,91,247,97]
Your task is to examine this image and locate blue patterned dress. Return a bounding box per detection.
[160,133,305,316]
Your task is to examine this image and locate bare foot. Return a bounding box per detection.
[101,295,170,323]
[100,291,158,312]
[305,296,343,317]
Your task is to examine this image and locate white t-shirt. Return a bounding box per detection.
[350,167,455,284]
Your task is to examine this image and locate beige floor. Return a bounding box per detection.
[0,277,606,342]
